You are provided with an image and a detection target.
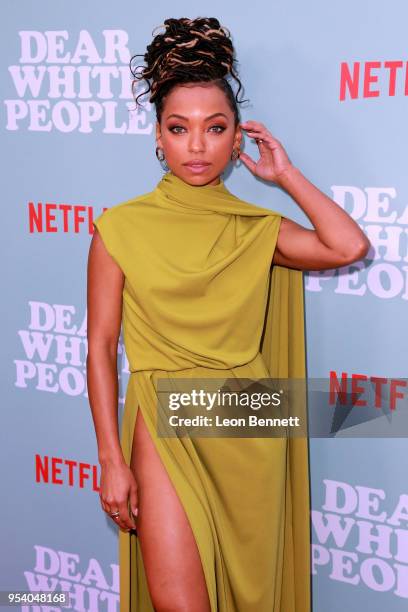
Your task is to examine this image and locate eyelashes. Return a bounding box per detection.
[168,125,226,134]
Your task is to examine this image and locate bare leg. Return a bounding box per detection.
[130,407,211,612]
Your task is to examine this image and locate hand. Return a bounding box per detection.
[99,460,138,533]
[238,120,294,185]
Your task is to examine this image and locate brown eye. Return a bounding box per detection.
[168,125,185,134]
[210,125,226,134]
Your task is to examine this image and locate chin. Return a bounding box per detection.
[179,167,220,186]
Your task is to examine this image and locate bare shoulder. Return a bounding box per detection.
[87,229,124,345]
[88,228,124,284]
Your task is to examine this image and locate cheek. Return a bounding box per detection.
[207,134,234,153]
[162,138,185,158]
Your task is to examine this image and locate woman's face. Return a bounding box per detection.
[156,83,242,186]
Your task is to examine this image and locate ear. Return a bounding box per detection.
[155,121,162,147]
[234,126,243,149]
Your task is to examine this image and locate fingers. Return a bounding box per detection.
[129,484,139,519]
[100,494,111,516]
[240,119,266,131]
[243,129,270,143]
[240,120,277,146]
[240,120,265,136]
[118,498,138,532]
[238,151,257,173]
[100,492,138,533]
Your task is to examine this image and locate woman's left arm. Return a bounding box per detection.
[272,165,370,270]
[239,120,371,271]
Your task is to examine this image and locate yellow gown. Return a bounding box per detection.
[92,171,311,611]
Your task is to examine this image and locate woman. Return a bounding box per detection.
[87,17,370,612]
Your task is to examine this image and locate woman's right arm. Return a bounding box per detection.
[86,229,138,532]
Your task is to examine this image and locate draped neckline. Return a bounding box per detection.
[155,170,232,215]
[155,170,279,218]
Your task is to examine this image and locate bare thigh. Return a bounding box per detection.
[130,407,211,612]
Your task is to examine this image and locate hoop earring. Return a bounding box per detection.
[156,146,169,171]
[231,148,240,161]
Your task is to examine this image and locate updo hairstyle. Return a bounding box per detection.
[129,17,248,127]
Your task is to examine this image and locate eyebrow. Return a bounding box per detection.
[166,112,229,121]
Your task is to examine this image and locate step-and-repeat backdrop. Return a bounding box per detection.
[2,2,407,610]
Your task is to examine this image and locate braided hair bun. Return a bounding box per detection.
[130,17,248,125]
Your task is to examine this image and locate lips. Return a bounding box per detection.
[184,161,210,167]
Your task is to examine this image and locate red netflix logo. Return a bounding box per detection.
[329,371,407,411]
[340,60,408,100]
[35,454,100,491]
[28,202,108,233]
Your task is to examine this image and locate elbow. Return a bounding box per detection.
[87,338,120,363]
[341,237,371,265]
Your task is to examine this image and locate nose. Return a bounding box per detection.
[188,128,206,152]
